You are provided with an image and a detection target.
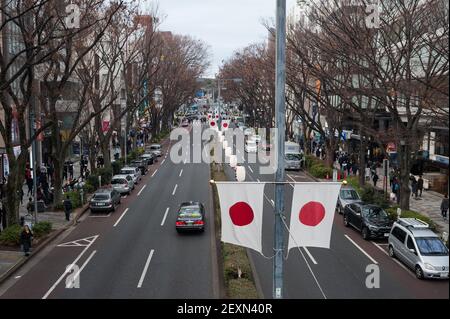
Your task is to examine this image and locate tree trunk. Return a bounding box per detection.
[52,154,64,208]
[4,150,27,226]
[324,138,336,168]
[100,139,111,168]
[398,144,411,210]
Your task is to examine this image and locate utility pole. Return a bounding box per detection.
[30,79,38,224]
[273,0,286,299]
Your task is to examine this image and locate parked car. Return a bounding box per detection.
[284,153,303,171]
[140,153,155,165]
[148,144,162,157]
[130,159,148,175]
[120,166,141,184]
[111,174,134,195]
[90,188,121,213]
[388,218,449,279]
[175,201,206,233]
[336,185,362,214]
[343,203,393,240]
[259,140,271,151]
[245,140,257,153]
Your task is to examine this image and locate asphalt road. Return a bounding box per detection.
[226,138,449,299]
[0,123,218,299]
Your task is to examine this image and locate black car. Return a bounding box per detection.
[343,203,393,240]
[175,202,206,233]
[130,160,148,175]
[139,153,155,166]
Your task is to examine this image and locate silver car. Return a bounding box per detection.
[285,153,303,171]
[111,174,134,195]
[120,167,141,184]
[336,186,362,214]
[148,144,162,157]
[388,218,449,279]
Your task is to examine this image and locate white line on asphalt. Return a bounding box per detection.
[248,166,254,173]
[43,235,99,299]
[270,199,275,206]
[151,170,158,177]
[14,276,21,279]
[287,174,296,182]
[303,247,318,265]
[372,242,415,278]
[66,250,97,288]
[161,159,165,165]
[137,185,146,196]
[137,249,155,288]
[257,178,260,182]
[113,208,129,227]
[344,235,378,264]
[183,158,187,164]
[161,207,170,226]
[179,169,183,177]
[172,184,178,195]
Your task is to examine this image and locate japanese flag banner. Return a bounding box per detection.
[215,182,265,254]
[222,120,230,131]
[288,183,341,250]
[209,120,216,128]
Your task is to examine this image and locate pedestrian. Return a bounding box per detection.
[417,175,424,197]
[26,177,33,196]
[26,197,33,215]
[63,162,68,180]
[63,195,73,222]
[365,165,371,181]
[68,161,74,180]
[20,225,33,256]
[372,172,379,187]
[47,163,53,184]
[440,194,448,220]
[411,176,418,198]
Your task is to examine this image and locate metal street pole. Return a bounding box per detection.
[124,130,127,166]
[30,87,38,224]
[273,0,286,299]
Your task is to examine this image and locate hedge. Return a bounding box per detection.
[386,207,437,232]
[0,221,53,246]
[55,190,82,210]
[304,155,333,178]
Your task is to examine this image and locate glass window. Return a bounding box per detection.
[392,227,406,243]
[415,237,448,256]
[93,194,110,200]
[407,236,415,250]
[340,189,360,200]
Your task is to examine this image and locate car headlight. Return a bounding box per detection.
[424,263,435,271]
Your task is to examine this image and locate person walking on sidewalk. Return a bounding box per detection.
[372,172,379,187]
[417,175,424,197]
[410,176,418,199]
[441,194,448,220]
[20,225,33,257]
[18,187,24,204]
[63,195,73,222]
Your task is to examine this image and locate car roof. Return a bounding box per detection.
[121,166,137,170]
[394,222,438,238]
[94,188,113,194]
[341,186,357,191]
[113,174,130,179]
[180,201,202,208]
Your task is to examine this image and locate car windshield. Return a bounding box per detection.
[178,207,202,220]
[362,206,389,221]
[111,179,126,185]
[341,189,360,200]
[121,169,134,174]
[285,154,301,161]
[150,145,160,149]
[93,194,110,200]
[416,237,448,256]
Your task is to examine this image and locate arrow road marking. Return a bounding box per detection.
[57,236,98,248]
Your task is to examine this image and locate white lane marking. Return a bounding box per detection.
[248,166,254,173]
[263,194,274,207]
[372,242,415,278]
[161,159,165,165]
[287,174,296,182]
[257,178,260,182]
[137,185,146,196]
[183,159,187,164]
[270,199,275,206]
[43,235,99,299]
[151,170,158,177]
[14,276,21,279]
[137,249,155,288]
[66,250,97,288]
[113,208,129,227]
[344,235,378,264]
[303,247,318,265]
[179,169,183,177]
[172,184,178,196]
[161,207,170,226]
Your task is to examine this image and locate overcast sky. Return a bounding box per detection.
[152,0,297,78]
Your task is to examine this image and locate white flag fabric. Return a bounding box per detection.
[288,183,341,250]
[216,183,265,254]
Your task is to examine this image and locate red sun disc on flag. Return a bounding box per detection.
[223,123,228,128]
[299,201,325,226]
[208,115,211,118]
[216,115,219,118]
[210,121,216,126]
[229,202,254,226]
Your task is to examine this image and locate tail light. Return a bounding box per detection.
[176,221,185,226]
[194,220,204,225]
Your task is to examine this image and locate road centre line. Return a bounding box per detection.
[137,185,146,196]
[344,235,378,264]
[137,249,155,288]
[172,184,178,196]
[43,235,99,299]
[66,250,97,288]
[151,169,158,177]
[113,208,129,227]
[303,247,318,265]
[179,169,183,177]
[161,208,170,226]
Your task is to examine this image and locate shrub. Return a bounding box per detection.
[360,186,390,209]
[96,167,113,185]
[386,207,437,231]
[112,160,123,175]
[86,174,99,190]
[56,191,82,210]
[308,163,333,178]
[0,224,21,246]
[31,221,52,238]
[83,181,96,194]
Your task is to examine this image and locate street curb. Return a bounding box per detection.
[0,203,90,285]
[303,169,320,182]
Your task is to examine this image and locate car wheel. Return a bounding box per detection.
[415,265,424,279]
[362,227,370,240]
[388,245,395,258]
[343,214,349,227]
